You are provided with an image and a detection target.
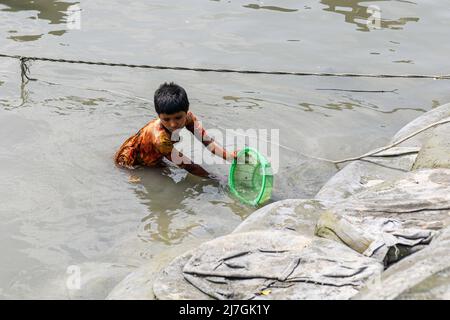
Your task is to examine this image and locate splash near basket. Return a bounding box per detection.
[228,147,273,206]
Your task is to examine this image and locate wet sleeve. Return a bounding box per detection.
[114,135,138,168]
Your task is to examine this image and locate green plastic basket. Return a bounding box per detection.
[228,147,273,206]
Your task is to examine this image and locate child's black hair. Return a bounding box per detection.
[154,82,189,114]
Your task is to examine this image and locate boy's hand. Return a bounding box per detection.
[227,150,239,161]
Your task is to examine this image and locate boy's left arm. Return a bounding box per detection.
[205,141,237,161]
[188,113,237,161]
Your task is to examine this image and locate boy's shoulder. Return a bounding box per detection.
[140,118,166,134]
[185,111,201,129]
[138,118,171,143]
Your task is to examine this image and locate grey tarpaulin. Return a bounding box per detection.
[315,211,435,265]
[412,124,450,170]
[315,147,419,203]
[233,199,327,237]
[334,169,450,229]
[153,250,213,300]
[391,102,450,148]
[354,225,450,300]
[316,169,449,264]
[154,230,383,300]
[230,194,438,266]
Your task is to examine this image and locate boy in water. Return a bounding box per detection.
[115,82,237,178]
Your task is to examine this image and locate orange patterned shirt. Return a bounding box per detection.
[114,111,211,168]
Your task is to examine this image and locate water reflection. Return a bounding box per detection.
[222,95,263,109]
[321,0,419,31]
[8,34,43,42]
[0,0,78,41]
[299,99,426,113]
[243,4,298,13]
[0,0,76,24]
[128,165,247,245]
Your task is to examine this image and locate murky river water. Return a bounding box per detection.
[0,0,449,299]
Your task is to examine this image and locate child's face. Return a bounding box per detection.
[158,111,187,132]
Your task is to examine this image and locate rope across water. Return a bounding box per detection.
[1,53,450,80]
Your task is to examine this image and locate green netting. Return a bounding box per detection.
[228,147,273,206]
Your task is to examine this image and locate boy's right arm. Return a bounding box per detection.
[164,148,211,178]
[187,113,237,161]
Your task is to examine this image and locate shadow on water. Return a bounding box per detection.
[320,0,419,31]
[0,0,78,41]
[126,165,252,245]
